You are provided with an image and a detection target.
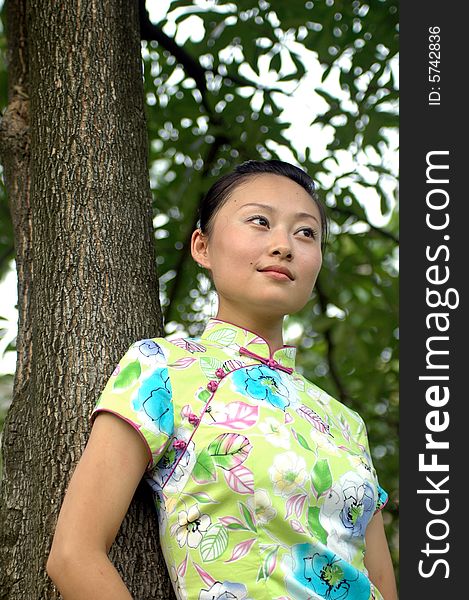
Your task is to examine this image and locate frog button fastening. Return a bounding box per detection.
[173,439,187,450]
[188,413,200,426]
[207,380,219,392]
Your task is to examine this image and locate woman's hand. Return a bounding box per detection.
[46,412,149,599]
[364,511,399,600]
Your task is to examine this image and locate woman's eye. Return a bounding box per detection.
[249,215,269,227]
[298,227,316,239]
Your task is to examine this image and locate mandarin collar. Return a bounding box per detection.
[199,318,297,371]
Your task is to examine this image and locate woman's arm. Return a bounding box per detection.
[364,511,399,600]
[46,412,150,599]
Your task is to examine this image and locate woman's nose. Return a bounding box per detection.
[269,229,293,259]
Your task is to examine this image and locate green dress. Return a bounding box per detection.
[91,318,388,600]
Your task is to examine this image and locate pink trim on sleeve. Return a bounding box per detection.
[373,483,389,515]
[374,496,389,514]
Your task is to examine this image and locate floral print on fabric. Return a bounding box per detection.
[136,338,168,360]
[246,489,277,525]
[259,417,291,449]
[320,472,376,540]
[132,367,173,436]
[269,451,308,497]
[175,504,212,549]
[376,484,389,513]
[285,543,370,600]
[198,580,248,600]
[155,437,196,494]
[90,318,388,600]
[231,365,290,410]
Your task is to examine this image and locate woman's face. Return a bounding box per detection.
[191,174,323,321]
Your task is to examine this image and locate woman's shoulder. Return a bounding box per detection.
[129,332,211,363]
[295,371,366,430]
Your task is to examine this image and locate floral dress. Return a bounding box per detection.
[91,318,388,600]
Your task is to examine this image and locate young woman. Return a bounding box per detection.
[47,160,398,599]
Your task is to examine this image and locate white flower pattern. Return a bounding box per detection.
[175,504,212,548]
[269,451,307,497]
[246,488,277,525]
[259,417,291,449]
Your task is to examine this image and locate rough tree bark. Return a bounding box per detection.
[0,1,175,598]
[0,1,35,594]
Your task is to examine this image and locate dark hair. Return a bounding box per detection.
[198,159,328,249]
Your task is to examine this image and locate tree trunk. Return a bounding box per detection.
[0,1,175,598]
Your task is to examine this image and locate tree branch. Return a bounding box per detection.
[332,206,399,244]
[162,134,229,325]
[137,1,285,109]
[138,0,221,120]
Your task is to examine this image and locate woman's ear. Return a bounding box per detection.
[190,229,211,270]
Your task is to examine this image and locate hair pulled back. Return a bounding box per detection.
[197,159,328,249]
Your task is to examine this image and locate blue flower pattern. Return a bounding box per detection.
[340,480,375,538]
[286,543,370,600]
[136,338,168,360]
[132,367,173,436]
[231,365,290,410]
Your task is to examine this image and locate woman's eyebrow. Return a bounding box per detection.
[238,202,319,224]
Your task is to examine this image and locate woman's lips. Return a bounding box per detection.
[259,270,292,281]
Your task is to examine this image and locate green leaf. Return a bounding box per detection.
[208,433,251,469]
[307,506,328,545]
[199,356,224,379]
[256,546,278,581]
[227,522,249,530]
[200,523,229,562]
[113,360,141,390]
[292,429,314,452]
[183,491,218,504]
[242,41,260,75]
[270,51,281,74]
[239,501,257,532]
[290,52,306,79]
[320,63,333,83]
[192,449,217,484]
[205,327,237,347]
[198,389,211,403]
[311,459,332,497]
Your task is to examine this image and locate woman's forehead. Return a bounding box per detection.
[225,174,319,215]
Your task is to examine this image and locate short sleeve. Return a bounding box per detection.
[90,338,174,471]
[356,418,389,515]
